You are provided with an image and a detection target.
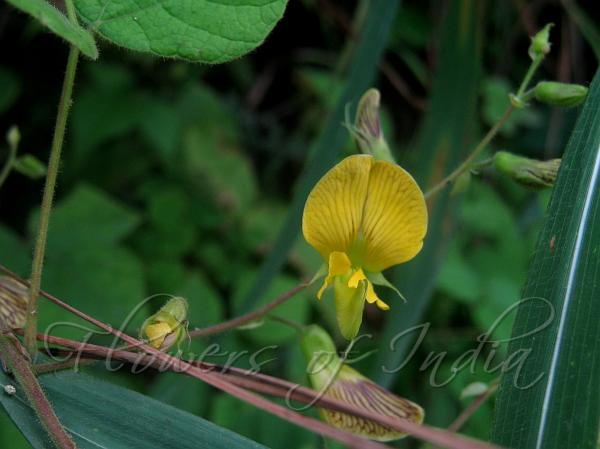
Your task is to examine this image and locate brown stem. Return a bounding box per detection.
[0,334,76,449]
[188,283,307,338]
[448,386,498,433]
[38,333,504,449]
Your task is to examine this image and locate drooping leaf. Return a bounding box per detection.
[491,68,600,449]
[74,0,288,63]
[0,369,268,449]
[5,0,98,59]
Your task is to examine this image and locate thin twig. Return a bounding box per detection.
[188,283,307,338]
[448,385,499,433]
[424,105,514,199]
[0,334,76,449]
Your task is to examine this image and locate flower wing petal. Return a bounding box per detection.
[361,161,427,272]
[303,155,374,260]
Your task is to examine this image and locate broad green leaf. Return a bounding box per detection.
[74,0,288,63]
[237,0,401,313]
[491,68,600,449]
[28,184,140,255]
[5,0,98,59]
[372,0,483,387]
[0,369,268,449]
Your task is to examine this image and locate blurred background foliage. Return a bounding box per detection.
[0,0,598,448]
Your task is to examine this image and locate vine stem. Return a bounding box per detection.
[424,105,514,200]
[0,334,76,449]
[188,283,307,338]
[25,43,80,357]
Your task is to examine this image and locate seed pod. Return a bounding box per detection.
[534,81,588,108]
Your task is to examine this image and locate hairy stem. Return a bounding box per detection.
[25,44,80,356]
[0,335,76,449]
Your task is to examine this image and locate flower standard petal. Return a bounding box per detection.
[302,155,374,260]
[361,160,428,272]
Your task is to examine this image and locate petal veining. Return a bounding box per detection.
[302,155,373,260]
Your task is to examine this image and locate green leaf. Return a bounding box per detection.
[491,68,600,449]
[5,0,98,59]
[0,369,268,449]
[12,154,46,179]
[74,0,288,63]
[28,184,140,255]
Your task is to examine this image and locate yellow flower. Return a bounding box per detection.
[301,325,424,441]
[302,155,427,339]
[0,276,28,330]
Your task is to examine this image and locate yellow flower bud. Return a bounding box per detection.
[301,325,424,441]
[140,297,188,351]
[0,276,28,330]
[494,151,560,189]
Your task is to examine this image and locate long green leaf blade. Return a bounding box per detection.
[372,0,482,387]
[0,369,268,449]
[5,0,98,59]
[491,68,600,449]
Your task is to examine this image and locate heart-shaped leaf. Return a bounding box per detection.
[74,0,288,63]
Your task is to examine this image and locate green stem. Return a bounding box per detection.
[515,56,543,99]
[25,45,80,356]
[0,335,76,449]
[0,138,17,190]
[424,105,514,199]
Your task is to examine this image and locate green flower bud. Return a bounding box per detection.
[534,81,588,108]
[140,297,188,351]
[6,126,20,151]
[494,151,560,189]
[528,23,553,60]
[301,325,424,441]
[0,276,28,330]
[353,88,395,163]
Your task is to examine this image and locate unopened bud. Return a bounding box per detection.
[6,126,20,151]
[534,81,588,108]
[494,151,560,188]
[354,89,394,163]
[0,276,28,330]
[140,297,188,351]
[528,23,553,60]
[301,325,424,441]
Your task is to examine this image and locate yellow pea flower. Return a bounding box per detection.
[302,155,427,339]
[0,276,28,330]
[301,325,424,441]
